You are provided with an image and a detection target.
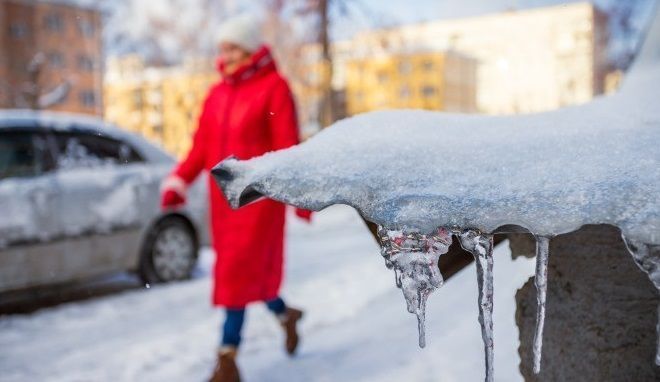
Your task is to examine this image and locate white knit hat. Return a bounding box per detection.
[216,13,263,52]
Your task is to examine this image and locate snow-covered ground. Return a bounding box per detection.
[0,206,534,381]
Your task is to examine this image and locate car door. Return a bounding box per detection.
[0,129,60,292]
[50,129,148,275]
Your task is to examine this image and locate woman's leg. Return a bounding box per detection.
[221,308,246,348]
[211,308,244,381]
[264,297,286,316]
[264,297,303,355]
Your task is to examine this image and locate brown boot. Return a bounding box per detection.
[209,347,241,382]
[280,307,304,355]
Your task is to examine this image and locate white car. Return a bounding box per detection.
[0,110,209,293]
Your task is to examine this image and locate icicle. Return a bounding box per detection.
[377,226,452,348]
[533,236,550,374]
[417,288,429,348]
[395,268,402,288]
[621,235,660,365]
[459,230,494,382]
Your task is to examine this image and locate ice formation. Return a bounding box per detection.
[376,226,452,348]
[458,230,495,382]
[532,237,550,373]
[213,7,660,381]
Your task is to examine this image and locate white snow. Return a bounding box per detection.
[0,206,535,381]
[0,110,174,164]
[215,87,659,245]
[0,177,55,247]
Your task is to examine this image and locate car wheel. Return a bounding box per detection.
[139,216,198,284]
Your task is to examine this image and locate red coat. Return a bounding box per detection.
[173,46,300,308]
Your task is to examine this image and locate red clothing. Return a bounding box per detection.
[173,46,300,307]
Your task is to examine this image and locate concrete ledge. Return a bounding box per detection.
[509,225,660,381]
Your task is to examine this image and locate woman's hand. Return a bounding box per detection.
[294,208,312,223]
[160,175,187,210]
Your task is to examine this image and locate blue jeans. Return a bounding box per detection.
[221,297,286,347]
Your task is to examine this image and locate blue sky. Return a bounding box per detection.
[332,0,656,40]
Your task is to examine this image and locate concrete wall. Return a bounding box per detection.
[509,225,659,381]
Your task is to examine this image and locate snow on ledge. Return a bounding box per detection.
[213,93,659,244]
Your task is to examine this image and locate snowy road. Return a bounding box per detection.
[0,206,534,381]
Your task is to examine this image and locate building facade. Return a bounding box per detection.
[0,0,103,115]
[332,2,608,115]
[104,56,218,157]
[345,51,477,115]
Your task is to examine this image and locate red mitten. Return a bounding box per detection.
[161,189,186,209]
[160,175,187,210]
[295,208,313,223]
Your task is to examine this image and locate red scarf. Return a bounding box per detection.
[217,46,276,85]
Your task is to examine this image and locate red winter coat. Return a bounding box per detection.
[173,46,300,308]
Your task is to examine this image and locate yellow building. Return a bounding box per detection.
[604,70,623,95]
[104,56,217,157]
[326,2,608,115]
[345,51,477,115]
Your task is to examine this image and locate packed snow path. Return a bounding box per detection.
[0,207,535,382]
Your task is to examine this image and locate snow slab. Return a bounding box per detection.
[0,206,535,381]
[214,87,659,244]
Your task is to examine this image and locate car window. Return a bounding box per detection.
[0,131,53,180]
[54,131,143,169]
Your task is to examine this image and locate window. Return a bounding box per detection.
[54,132,143,169]
[79,91,96,108]
[77,18,95,38]
[399,85,411,99]
[0,132,53,179]
[422,60,435,72]
[421,86,436,97]
[47,52,66,69]
[44,13,64,32]
[9,22,29,39]
[377,72,389,84]
[133,90,143,108]
[448,33,462,48]
[77,55,95,71]
[398,60,412,75]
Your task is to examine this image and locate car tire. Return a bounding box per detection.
[139,216,198,284]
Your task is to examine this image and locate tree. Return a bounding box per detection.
[605,0,657,71]
[7,52,71,110]
[278,0,381,128]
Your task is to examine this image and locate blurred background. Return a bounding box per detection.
[0,1,657,381]
[1,0,656,154]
